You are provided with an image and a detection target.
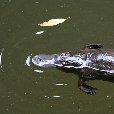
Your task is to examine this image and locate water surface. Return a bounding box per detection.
[1,0,114,114]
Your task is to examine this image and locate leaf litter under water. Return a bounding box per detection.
[38,17,70,27]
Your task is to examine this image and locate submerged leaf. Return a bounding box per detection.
[38,17,70,27]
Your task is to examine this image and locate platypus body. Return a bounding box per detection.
[32,44,114,95]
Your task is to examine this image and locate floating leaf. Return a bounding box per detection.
[38,17,70,27]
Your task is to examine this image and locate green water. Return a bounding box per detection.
[1,0,114,114]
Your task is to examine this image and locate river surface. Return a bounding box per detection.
[1,0,114,114]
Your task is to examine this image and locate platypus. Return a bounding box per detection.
[32,44,114,95]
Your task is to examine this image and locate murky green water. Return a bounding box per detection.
[1,0,114,114]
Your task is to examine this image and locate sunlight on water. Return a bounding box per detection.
[44,95,61,98]
[25,55,31,67]
[52,95,61,98]
[0,48,4,69]
[35,31,44,35]
[55,83,68,86]
[34,69,44,73]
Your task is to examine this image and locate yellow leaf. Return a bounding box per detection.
[38,17,70,27]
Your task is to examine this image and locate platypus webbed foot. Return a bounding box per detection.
[83,44,103,50]
[78,79,98,95]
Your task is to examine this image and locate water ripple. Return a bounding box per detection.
[25,54,44,73]
[0,48,4,69]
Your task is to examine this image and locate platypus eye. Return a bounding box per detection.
[38,58,42,61]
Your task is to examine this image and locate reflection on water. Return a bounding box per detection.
[25,55,31,67]
[44,95,61,98]
[34,69,44,73]
[35,31,44,35]
[0,48,4,69]
[55,83,68,86]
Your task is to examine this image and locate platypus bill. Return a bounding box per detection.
[32,44,114,95]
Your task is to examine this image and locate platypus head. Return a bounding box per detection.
[32,54,59,68]
[32,53,84,68]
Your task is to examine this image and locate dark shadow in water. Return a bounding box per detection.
[56,66,114,82]
[56,66,114,95]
